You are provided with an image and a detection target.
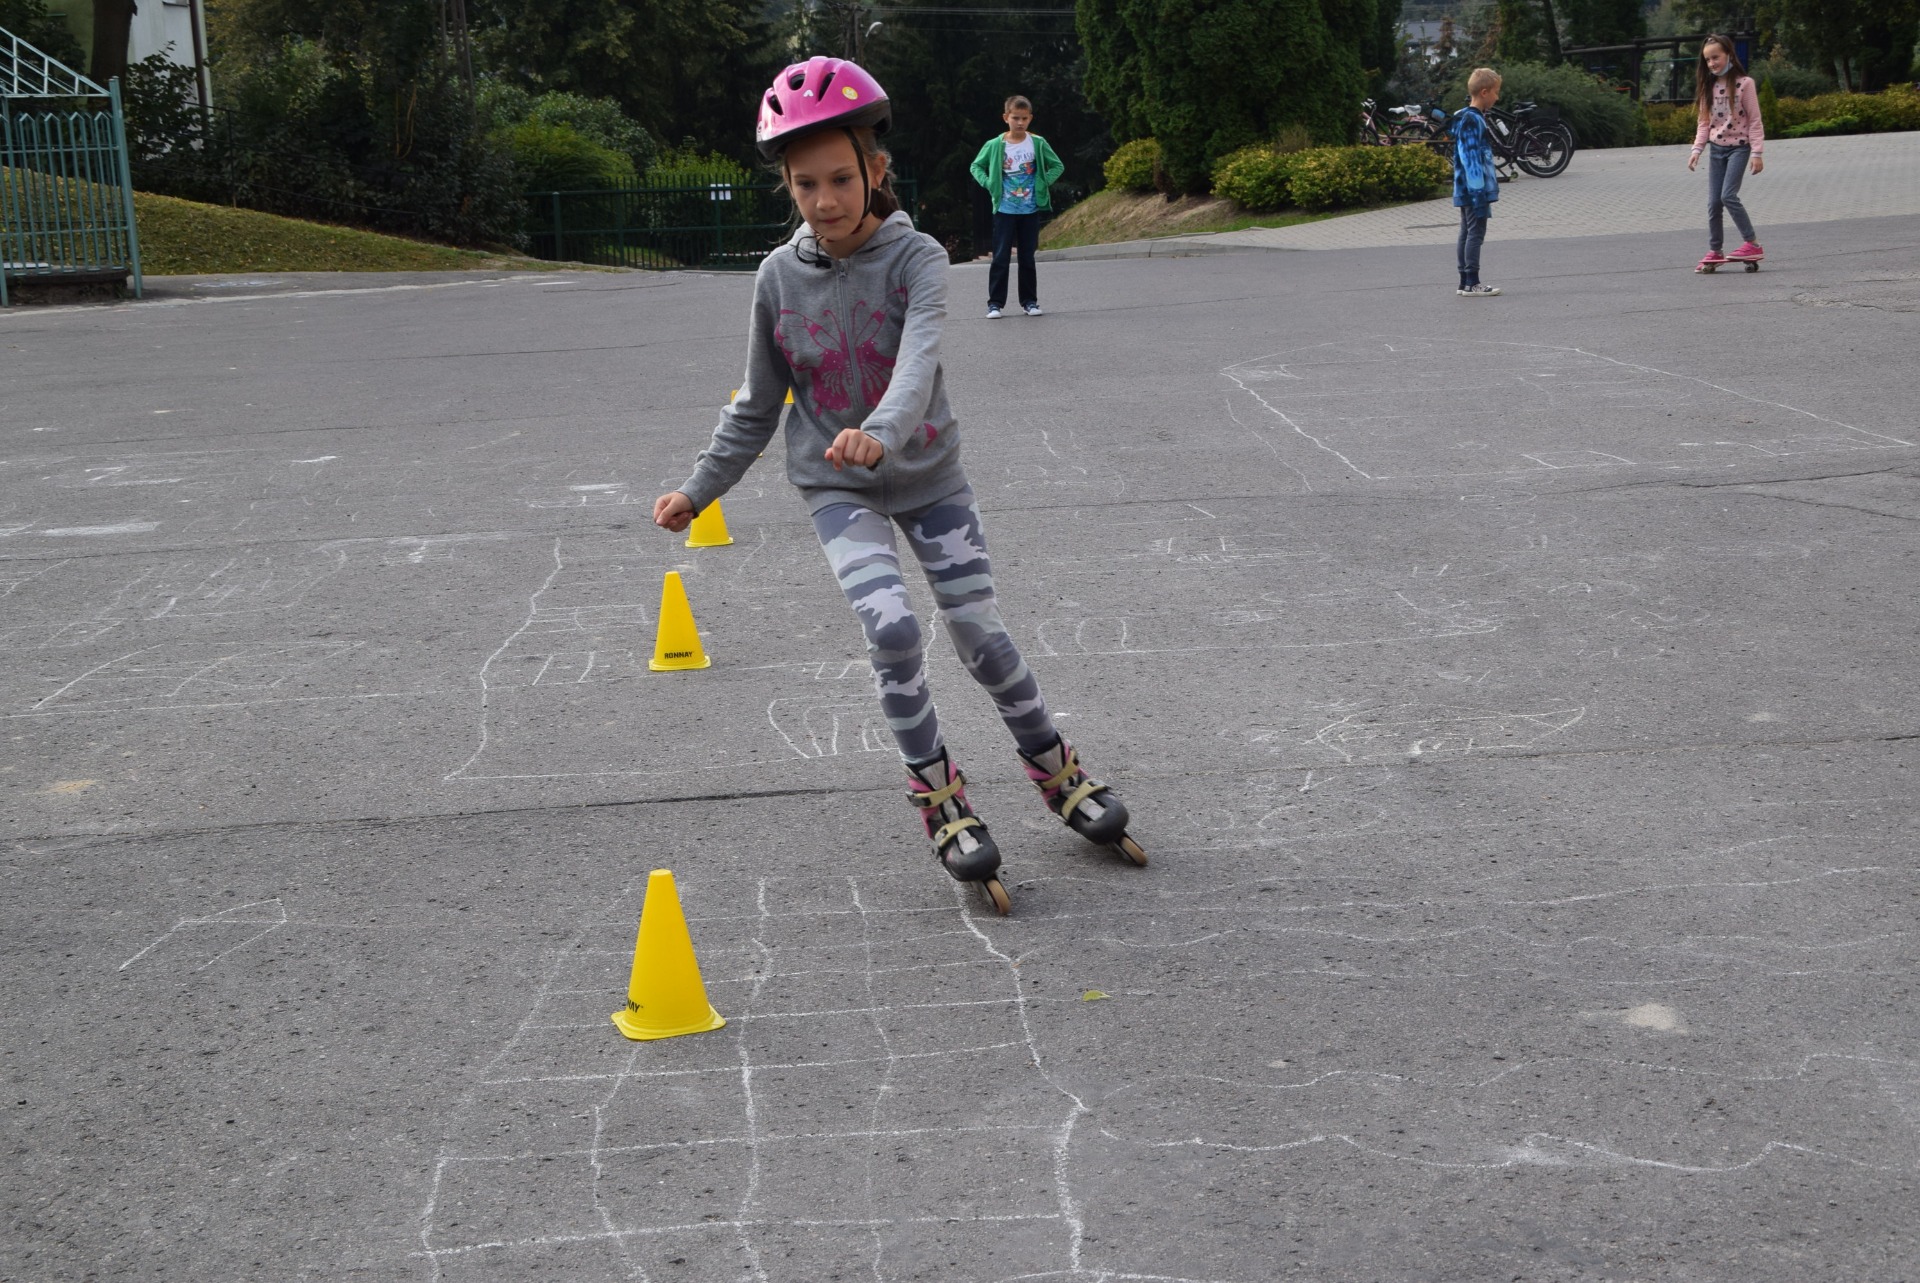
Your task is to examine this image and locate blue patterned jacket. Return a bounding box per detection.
[1452,107,1499,214]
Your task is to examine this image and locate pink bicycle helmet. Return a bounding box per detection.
[756,56,892,159]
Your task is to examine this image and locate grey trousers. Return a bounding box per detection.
[1707,143,1757,251]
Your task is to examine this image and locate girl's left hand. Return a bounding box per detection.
[825,428,884,470]
[1751,155,1764,175]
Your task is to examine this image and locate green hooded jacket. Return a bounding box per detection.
[969,133,1065,211]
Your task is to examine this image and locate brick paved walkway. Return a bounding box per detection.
[1195,132,1920,251]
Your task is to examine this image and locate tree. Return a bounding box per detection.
[466,0,781,160]
[1748,0,1917,89]
[862,0,1108,253]
[1494,0,1547,61]
[1562,0,1645,47]
[0,0,86,70]
[1079,0,1376,192]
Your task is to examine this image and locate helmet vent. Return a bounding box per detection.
[819,70,836,96]
[765,91,783,116]
[788,69,807,90]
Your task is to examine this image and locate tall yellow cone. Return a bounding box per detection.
[684,500,734,548]
[649,571,710,671]
[612,870,726,1041]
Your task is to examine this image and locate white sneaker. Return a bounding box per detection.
[1459,283,1501,297]
[1023,303,1042,316]
[986,305,1004,319]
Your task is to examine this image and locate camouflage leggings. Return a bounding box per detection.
[812,486,1057,764]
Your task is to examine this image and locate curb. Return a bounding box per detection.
[1034,235,1294,262]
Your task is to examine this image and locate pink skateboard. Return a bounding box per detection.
[1697,248,1762,273]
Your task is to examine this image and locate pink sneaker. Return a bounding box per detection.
[1729,241,1763,260]
[1695,250,1728,273]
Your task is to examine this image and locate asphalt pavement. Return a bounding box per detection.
[4,191,1918,1282]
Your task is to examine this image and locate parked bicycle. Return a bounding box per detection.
[1394,99,1576,179]
[1491,101,1576,178]
[1359,98,1444,147]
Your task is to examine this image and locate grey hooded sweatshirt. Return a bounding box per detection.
[676,211,968,517]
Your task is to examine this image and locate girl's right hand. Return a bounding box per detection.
[653,491,696,533]
[1687,151,1700,171]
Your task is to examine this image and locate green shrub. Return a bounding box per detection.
[1369,144,1452,199]
[1644,85,1920,146]
[1754,58,1837,100]
[1643,102,1699,146]
[1784,114,1865,137]
[478,82,659,174]
[1288,145,1452,211]
[1775,86,1920,133]
[1447,61,1641,148]
[1103,138,1162,192]
[1213,143,1450,213]
[1758,78,1781,139]
[1210,145,1299,211]
[645,148,757,189]
[500,120,636,192]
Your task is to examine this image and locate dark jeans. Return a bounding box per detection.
[988,210,1040,309]
[1707,143,1757,251]
[1457,204,1489,279]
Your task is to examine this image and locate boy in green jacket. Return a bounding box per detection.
[969,95,1064,318]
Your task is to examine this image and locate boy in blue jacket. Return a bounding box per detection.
[1454,68,1502,297]
[969,95,1065,318]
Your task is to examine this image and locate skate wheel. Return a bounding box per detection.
[982,877,1012,915]
[1745,262,1759,272]
[1115,834,1148,867]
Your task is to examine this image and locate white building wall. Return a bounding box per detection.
[129,0,211,104]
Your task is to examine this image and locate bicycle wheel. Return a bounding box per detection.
[1390,118,1436,148]
[1516,122,1575,178]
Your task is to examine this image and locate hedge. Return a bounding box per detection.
[1212,143,1451,213]
[499,120,636,193]
[1645,84,1920,146]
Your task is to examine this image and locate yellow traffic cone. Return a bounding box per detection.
[649,571,710,671]
[684,500,734,548]
[730,388,795,404]
[611,869,726,1041]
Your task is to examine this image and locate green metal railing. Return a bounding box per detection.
[2,27,142,306]
[528,178,917,272]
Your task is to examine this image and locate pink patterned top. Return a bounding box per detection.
[1692,76,1765,156]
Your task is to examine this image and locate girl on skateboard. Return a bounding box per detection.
[652,57,1144,914]
[1688,35,1765,272]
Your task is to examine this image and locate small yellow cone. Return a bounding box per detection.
[730,388,795,404]
[649,571,711,671]
[684,500,734,548]
[612,870,726,1041]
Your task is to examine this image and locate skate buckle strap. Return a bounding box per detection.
[908,769,967,810]
[1059,777,1107,816]
[1040,747,1108,816]
[932,814,983,849]
[1037,747,1081,792]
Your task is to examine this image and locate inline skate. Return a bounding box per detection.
[907,748,1011,914]
[1017,736,1147,866]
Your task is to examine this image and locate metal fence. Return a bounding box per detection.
[1563,32,1758,103]
[529,178,918,271]
[1,27,142,306]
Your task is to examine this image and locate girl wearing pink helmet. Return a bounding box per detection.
[652,57,1146,914]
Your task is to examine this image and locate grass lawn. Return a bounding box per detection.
[133,190,560,275]
[1040,188,1440,251]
